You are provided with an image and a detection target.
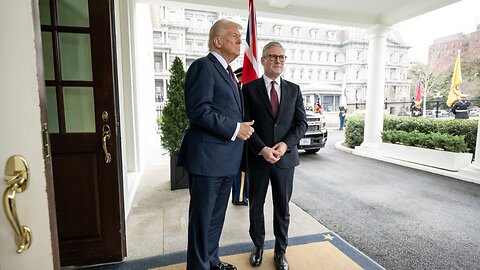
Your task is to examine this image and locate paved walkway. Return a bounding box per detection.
[125,150,327,260]
[125,128,479,269]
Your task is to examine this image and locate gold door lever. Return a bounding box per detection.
[3,155,32,253]
[102,125,112,164]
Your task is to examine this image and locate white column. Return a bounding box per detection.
[360,25,389,149]
[459,119,480,183]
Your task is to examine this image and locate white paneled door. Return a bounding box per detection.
[0,0,58,269]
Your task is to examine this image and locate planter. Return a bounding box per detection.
[379,143,473,171]
[170,155,189,190]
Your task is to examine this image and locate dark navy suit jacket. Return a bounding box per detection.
[177,53,244,177]
[242,76,307,169]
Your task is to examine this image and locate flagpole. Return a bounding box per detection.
[422,65,429,117]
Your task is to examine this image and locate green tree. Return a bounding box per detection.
[458,50,480,99]
[431,50,480,101]
[160,57,188,154]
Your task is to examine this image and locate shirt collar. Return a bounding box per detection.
[263,75,281,87]
[210,51,228,69]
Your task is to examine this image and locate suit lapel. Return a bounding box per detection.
[256,77,275,118]
[208,53,242,113]
[277,78,290,118]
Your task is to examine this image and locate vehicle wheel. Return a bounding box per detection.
[305,149,320,154]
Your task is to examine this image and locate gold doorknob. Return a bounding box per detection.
[3,155,32,253]
[102,125,112,164]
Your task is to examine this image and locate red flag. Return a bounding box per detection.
[242,0,259,84]
[415,79,422,103]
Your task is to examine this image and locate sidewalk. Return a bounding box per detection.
[125,148,328,260]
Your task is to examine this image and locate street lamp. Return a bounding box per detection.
[434,93,442,118]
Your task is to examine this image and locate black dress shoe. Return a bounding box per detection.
[274,253,289,270]
[211,261,237,270]
[250,246,263,266]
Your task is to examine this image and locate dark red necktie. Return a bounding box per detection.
[227,65,240,100]
[270,81,279,117]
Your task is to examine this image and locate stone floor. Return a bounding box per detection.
[125,148,328,260]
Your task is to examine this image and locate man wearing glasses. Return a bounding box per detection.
[242,41,307,270]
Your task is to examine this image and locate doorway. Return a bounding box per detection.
[39,0,125,266]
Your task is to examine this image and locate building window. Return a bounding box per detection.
[257,23,263,33]
[390,68,397,79]
[196,40,204,51]
[154,53,164,71]
[170,34,179,49]
[292,27,300,38]
[186,40,192,51]
[273,25,281,35]
[185,14,192,25]
[155,79,165,103]
[319,95,340,112]
[327,30,336,40]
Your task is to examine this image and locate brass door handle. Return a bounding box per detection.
[3,155,32,253]
[102,125,112,164]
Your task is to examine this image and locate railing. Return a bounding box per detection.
[347,99,480,117]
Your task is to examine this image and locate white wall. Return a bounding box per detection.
[134,3,158,161]
[116,1,160,217]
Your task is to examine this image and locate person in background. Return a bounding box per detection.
[451,94,471,119]
[339,105,347,130]
[231,67,249,206]
[177,19,255,270]
[242,41,307,270]
[411,101,423,117]
[314,99,323,114]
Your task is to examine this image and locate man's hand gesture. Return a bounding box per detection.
[237,120,255,141]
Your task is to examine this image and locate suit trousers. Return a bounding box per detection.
[187,174,233,270]
[248,165,294,255]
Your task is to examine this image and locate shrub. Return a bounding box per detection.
[381,130,469,153]
[160,57,188,155]
[345,116,477,154]
[344,115,365,147]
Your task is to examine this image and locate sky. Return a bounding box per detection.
[393,0,480,63]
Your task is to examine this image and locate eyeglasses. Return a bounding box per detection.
[266,54,287,62]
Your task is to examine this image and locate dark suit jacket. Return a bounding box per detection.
[242,76,307,169]
[177,53,244,177]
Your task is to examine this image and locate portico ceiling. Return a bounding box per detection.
[156,0,462,28]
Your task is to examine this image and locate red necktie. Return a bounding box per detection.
[270,81,279,117]
[227,65,241,100]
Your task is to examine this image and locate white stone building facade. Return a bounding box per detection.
[150,4,412,118]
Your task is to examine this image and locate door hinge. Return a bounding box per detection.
[42,123,51,161]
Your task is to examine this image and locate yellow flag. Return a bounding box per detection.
[446,51,462,107]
